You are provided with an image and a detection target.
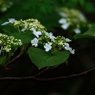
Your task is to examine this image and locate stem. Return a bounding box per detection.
[35,67,51,77]
[8,51,24,64]
[17,26,21,33]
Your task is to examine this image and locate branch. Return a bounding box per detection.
[0,66,95,81]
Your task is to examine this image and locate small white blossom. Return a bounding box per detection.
[69,48,75,54]
[1,22,9,25]
[31,38,38,47]
[31,28,42,38]
[59,18,69,30]
[59,12,68,17]
[65,38,71,42]
[61,23,69,30]
[45,32,55,40]
[59,18,67,24]
[64,43,75,54]
[74,28,81,34]
[44,43,52,52]
[64,43,70,50]
[8,18,16,23]
[1,18,16,26]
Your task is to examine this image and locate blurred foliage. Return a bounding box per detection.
[0,0,95,31]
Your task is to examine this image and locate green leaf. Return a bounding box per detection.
[0,56,6,65]
[28,47,70,69]
[74,34,84,39]
[74,24,95,40]
[83,23,95,36]
[9,33,34,44]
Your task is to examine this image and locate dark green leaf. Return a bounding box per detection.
[74,24,95,40]
[83,23,95,36]
[28,47,70,69]
[74,34,84,39]
[9,33,34,44]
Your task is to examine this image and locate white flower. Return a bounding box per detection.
[69,48,75,54]
[45,32,55,40]
[64,43,75,54]
[44,43,52,52]
[1,22,9,26]
[59,18,67,24]
[31,28,42,38]
[1,18,16,26]
[64,43,70,50]
[8,18,16,23]
[61,23,69,30]
[31,38,38,47]
[74,28,81,34]
[65,38,71,42]
[58,12,68,17]
[21,22,28,32]
[59,18,69,30]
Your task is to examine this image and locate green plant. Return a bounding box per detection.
[0,18,75,69]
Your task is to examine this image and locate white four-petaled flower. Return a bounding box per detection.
[74,28,81,34]
[44,43,52,52]
[58,12,68,17]
[61,23,69,30]
[45,32,55,40]
[59,18,69,30]
[65,38,71,42]
[31,28,42,38]
[64,43,75,54]
[1,18,16,25]
[31,38,38,47]
[59,18,67,24]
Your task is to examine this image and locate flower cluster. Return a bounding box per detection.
[0,0,13,12]
[2,18,46,33]
[2,18,75,54]
[58,7,90,34]
[31,28,75,54]
[0,33,22,54]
